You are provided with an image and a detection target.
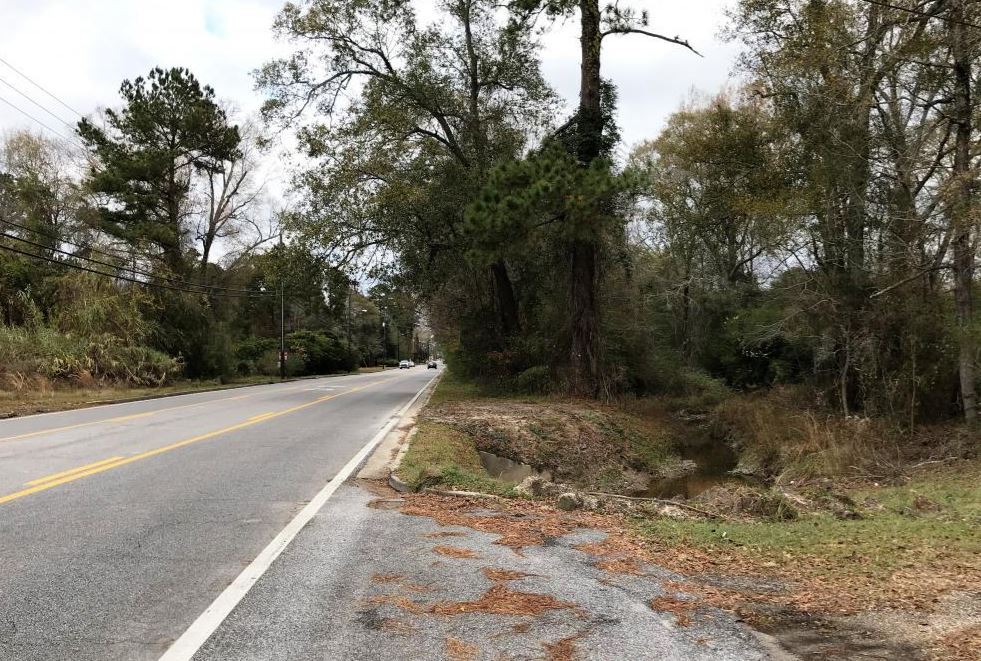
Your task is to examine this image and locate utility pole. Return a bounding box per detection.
[346,280,352,348]
[381,319,387,365]
[279,281,286,380]
[278,230,286,380]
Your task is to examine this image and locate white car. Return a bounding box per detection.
[399,360,410,369]
[408,361,415,367]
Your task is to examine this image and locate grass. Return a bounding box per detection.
[634,461,981,580]
[396,420,513,494]
[397,367,684,494]
[426,369,484,406]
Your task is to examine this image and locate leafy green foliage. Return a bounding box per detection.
[78,67,240,274]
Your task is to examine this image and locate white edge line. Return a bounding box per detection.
[158,370,440,661]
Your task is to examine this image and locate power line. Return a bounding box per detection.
[0,218,273,296]
[0,233,273,299]
[855,0,981,30]
[0,54,84,118]
[0,93,83,148]
[0,217,137,265]
[0,74,77,132]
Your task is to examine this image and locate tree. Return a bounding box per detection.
[948,0,978,423]
[630,91,794,364]
[78,67,241,276]
[508,0,699,394]
[1,131,85,258]
[196,118,269,277]
[258,0,554,344]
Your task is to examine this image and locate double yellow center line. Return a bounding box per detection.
[0,376,397,507]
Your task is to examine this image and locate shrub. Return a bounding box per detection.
[514,365,551,394]
[286,330,358,375]
[0,326,181,387]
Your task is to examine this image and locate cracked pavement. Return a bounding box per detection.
[194,483,780,660]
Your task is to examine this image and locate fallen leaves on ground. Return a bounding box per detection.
[368,594,428,614]
[482,567,531,582]
[543,632,584,661]
[371,573,403,583]
[434,545,481,559]
[934,624,981,661]
[573,539,646,576]
[445,637,479,661]
[650,595,696,627]
[401,493,612,552]
[429,583,576,616]
[394,489,981,658]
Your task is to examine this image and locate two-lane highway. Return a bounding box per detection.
[0,368,437,660]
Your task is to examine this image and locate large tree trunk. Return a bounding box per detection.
[950,0,977,424]
[568,0,603,395]
[491,259,520,336]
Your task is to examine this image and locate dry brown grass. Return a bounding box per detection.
[711,390,971,482]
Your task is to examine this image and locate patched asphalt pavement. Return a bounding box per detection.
[0,368,437,660]
[1,367,782,660]
[194,483,779,660]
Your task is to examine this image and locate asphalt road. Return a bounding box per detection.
[0,367,438,661]
[194,485,778,661]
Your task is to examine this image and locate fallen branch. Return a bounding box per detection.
[586,491,727,520]
[910,457,958,469]
[424,488,506,500]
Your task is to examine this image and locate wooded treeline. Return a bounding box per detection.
[262,0,978,425]
[1,0,977,427]
[0,67,426,388]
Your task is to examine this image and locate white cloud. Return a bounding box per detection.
[0,0,740,176]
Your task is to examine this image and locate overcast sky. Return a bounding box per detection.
[0,0,741,181]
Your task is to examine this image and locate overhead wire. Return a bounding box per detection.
[0,54,84,118]
[0,219,274,296]
[0,93,83,148]
[0,238,275,299]
[0,57,284,301]
[0,74,78,133]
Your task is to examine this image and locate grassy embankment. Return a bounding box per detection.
[396,369,684,495]
[397,369,980,615]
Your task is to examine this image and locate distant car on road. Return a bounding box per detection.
[408,360,415,367]
[428,361,437,369]
[399,360,410,369]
